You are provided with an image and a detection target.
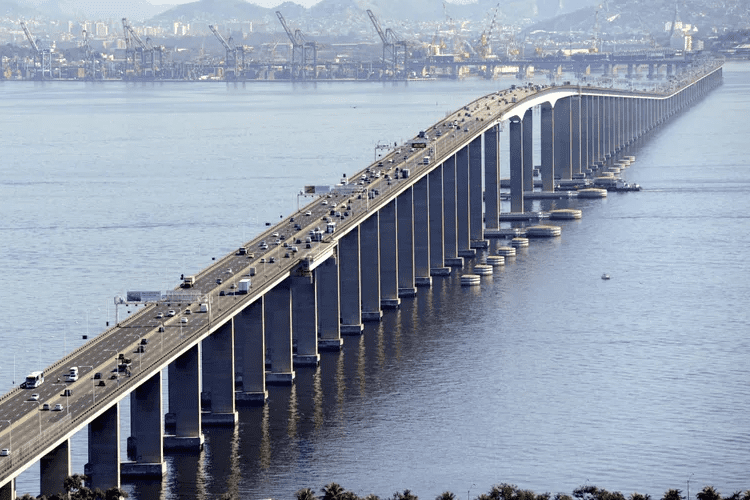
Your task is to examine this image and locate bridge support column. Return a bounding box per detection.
[428,166,450,275]
[554,96,571,180]
[124,372,166,477]
[509,116,524,212]
[235,298,267,404]
[442,156,462,267]
[581,96,591,172]
[265,284,295,383]
[40,439,71,496]
[0,480,14,500]
[413,176,432,286]
[571,96,581,175]
[379,199,401,308]
[456,146,474,258]
[339,227,364,333]
[85,403,120,490]
[397,188,417,297]
[593,96,603,170]
[317,255,343,348]
[202,321,238,424]
[522,109,534,195]
[360,213,383,320]
[540,103,555,191]
[165,344,204,450]
[292,274,319,363]
[483,126,500,229]
[469,136,487,249]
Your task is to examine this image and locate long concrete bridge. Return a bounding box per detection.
[0,61,723,499]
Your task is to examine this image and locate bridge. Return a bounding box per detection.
[0,61,723,499]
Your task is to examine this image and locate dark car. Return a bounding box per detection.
[61,389,72,397]
[97,381,106,387]
[141,338,148,345]
[93,372,102,379]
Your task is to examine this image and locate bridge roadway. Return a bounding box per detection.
[0,64,722,496]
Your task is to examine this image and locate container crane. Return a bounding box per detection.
[209,25,243,80]
[20,20,51,79]
[476,2,500,60]
[276,11,316,80]
[366,9,406,79]
[122,18,157,79]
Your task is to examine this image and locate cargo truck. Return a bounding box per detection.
[238,278,251,294]
[182,275,196,288]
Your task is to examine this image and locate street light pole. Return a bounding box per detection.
[23,401,42,437]
[80,365,95,404]
[1,420,11,455]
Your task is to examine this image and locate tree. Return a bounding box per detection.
[555,494,574,500]
[322,483,347,500]
[297,488,318,500]
[64,474,88,496]
[436,493,456,500]
[391,491,418,500]
[697,487,722,500]
[629,493,652,500]
[662,490,684,500]
[490,484,519,500]
[104,486,129,500]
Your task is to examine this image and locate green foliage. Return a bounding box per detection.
[297,488,318,500]
[697,487,722,500]
[322,483,347,500]
[662,489,684,500]
[391,490,418,500]
[436,493,456,500]
[555,494,574,500]
[629,493,652,500]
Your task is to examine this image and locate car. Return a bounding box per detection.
[97,380,106,387]
[42,403,50,411]
[0,449,9,457]
[290,217,295,222]
[230,283,236,289]
[181,317,188,324]
[110,374,118,380]
[322,200,328,205]
[305,211,312,216]
[271,232,279,237]
[93,372,102,379]
[158,326,165,333]
[156,312,164,319]
[167,310,176,317]
[137,345,145,353]
[259,257,266,263]
[269,257,276,263]
[53,404,63,411]
[29,393,39,401]
[184,308,191,314]
[141,338,148,345]
[62,389,72,397]
[216,278,222,284]
[219,290,226,296]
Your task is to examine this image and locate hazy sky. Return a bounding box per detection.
[152,0,322,6]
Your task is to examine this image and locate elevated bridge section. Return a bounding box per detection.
[0,62,723,499]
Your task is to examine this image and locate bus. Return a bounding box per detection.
[25,371,44,388]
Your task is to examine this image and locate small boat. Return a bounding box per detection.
[601,273,611,280]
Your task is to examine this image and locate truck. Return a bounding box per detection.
[422,156,430,165]
[237,246,247,255]
[326,222,336,234]
[402,168,411,178]
[182,275,196,288]
[199,303,209,313]
[238,278,251,294]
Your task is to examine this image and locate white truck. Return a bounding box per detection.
[238,278,251,294]
[182,275,196,288]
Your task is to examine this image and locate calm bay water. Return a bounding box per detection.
[1,62,749,499]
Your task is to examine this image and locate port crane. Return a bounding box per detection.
[20,20,51,79]
[276,11,316,80]
[209,25,245,80]
[122,18,159,79]
[366,9,407,79]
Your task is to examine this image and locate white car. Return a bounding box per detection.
[0,449,9,457]
[305,210,312,216]
[156,312,164,319]
[29,393,39,401]
[180,317,188,324]
[53,404,64,411]
[167,310,176,317]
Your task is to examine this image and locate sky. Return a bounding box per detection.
[152,0,322,6]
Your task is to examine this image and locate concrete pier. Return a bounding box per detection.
[379,199,401,308]
[235,298,268,404]
[442,155,463,267]
[85,404,120,490]
[291,274,320,365]
[317,255,344,349]
[264,285,295,384]
[360,213,383,320]
[124,372,166,476]
[40,440,70,497]
[339,227,364,334]
[397,188,417,297]
[413,176,432,287]
[202,320,238,424]
[165,344,204,450]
